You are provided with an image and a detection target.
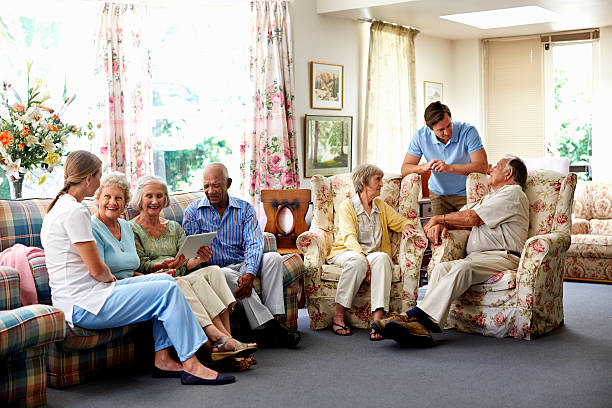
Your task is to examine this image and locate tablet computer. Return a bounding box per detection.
[176,232,217,259]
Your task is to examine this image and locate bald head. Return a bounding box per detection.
[204,162,229,182]
[203,162,232,210]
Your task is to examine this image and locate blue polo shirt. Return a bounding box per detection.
[407,121,483,196]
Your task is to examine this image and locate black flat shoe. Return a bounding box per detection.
[152,366,183,378]
[181,372,236,385]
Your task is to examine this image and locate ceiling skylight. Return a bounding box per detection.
[440,6,558,29]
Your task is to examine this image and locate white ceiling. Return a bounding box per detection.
[317,0,612,39]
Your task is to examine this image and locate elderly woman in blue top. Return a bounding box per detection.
[41,151,233,385]
[401,101,489,216]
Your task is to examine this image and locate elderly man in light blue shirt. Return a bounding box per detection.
[401,102,488,215]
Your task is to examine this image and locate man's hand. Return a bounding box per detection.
[402,223,418,239]
[194,246,212,263]
[235,273,255,299]
[424,223,449,245]
[430,159,452,173]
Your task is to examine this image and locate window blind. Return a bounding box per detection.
[483,37,544,163]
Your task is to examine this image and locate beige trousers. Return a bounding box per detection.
[330,251,393,312]
[174,265,236,328]
[429,192,467,216]
[419,250,520,326]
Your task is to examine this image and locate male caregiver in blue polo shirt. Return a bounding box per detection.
[400,102,488,215]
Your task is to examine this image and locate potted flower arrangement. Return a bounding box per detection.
[0,61,96,198]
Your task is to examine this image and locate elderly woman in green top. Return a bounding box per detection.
[127,175,257,370]
[328,164,418,340]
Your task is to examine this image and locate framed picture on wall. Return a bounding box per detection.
[304,115,352,177]
[424,81,443,107]
[311,62,344,110]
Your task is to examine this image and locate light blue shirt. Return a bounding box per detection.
[91,216,140,280]
[182,194,263,277]
[407,121,484,196]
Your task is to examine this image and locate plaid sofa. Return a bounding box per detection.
[0,191,303,391]
[0,267,65,407]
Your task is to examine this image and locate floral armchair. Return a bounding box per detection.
[296,173,428,330]
[427,170,577,339]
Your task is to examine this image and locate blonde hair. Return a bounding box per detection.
[130,175,170,211]
[94,172,132,205]
[47,150,102,212]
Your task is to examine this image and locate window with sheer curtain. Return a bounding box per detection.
[0,1,101,198]
[0,1,250,198]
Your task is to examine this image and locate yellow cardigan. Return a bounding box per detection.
[327,196,410,260]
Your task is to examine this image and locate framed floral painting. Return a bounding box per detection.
[310,62,343,110]
[304,115,352,177]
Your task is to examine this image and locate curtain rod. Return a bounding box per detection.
[357,17,417,31]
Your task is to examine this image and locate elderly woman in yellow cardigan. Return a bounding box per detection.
[328,164,417,340]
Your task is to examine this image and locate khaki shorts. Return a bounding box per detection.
[429,192,467,216]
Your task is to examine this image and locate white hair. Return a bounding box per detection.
[203,162,229,182]
[94,172,131,204]
[130,175,170,211]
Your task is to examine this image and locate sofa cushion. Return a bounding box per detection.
[567,234,612,258]
[0,304,65,356]
[589,219,612,235]
[57,323,143,351]
[469,270,516,293]
[320,263,402,283]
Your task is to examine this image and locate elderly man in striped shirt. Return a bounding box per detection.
[183,163,301,348]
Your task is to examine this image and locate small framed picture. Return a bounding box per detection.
[304,115,352,177]
[424,81,443,107]
[311,62,343,110]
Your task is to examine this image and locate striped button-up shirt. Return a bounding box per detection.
[182,195,263,276]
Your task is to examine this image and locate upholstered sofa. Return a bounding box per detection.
[427,170,577,340]
[0,267,66,407]
[296,173,427,330]
[0,191,303,392]
[565,181,612,283]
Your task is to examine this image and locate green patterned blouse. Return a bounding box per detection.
[128,219,190,277]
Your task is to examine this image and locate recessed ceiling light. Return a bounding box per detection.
[440,6,558,29]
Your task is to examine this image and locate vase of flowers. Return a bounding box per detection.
[0,61,96,198]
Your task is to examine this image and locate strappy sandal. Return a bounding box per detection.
[369,328,383,341]
[332,322,352,336]
[210,336,257,361]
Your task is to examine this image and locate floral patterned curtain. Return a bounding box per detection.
[241,0,300,214]
[95,3,153,187]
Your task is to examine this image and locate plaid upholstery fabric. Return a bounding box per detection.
[47,336,137,389]
[1,348,47,407]
[0,266,65,407]
[0,304,65,357]
[0,267,21,310]
[56,323,141,351]
[29,256,51,306]
[253,254,304,330]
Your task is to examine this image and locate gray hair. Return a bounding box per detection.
[94,172,131,204]
[352,164,384,194]
[130,175,170,211]
[503,155,528,190]
[203,162,229,182]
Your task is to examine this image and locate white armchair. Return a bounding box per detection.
[426,170,577,339]
[297,173,428,330]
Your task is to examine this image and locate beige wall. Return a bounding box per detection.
[592,25,612,183]
[291,0,361,188]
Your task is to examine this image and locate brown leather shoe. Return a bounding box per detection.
[385,319,434,347]
[371,313,413,338]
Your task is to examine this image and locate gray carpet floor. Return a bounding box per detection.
[47,281,612,408]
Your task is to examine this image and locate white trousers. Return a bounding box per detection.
[330,251,392,312]
[419,250,520,326]
[222,252,285,329]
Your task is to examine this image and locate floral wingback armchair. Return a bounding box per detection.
[297,173,428,330]
[426,170,577,340]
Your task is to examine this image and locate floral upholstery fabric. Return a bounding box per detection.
[565,181,612,282]
[297,173,426,330]
[427,170,577,340]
